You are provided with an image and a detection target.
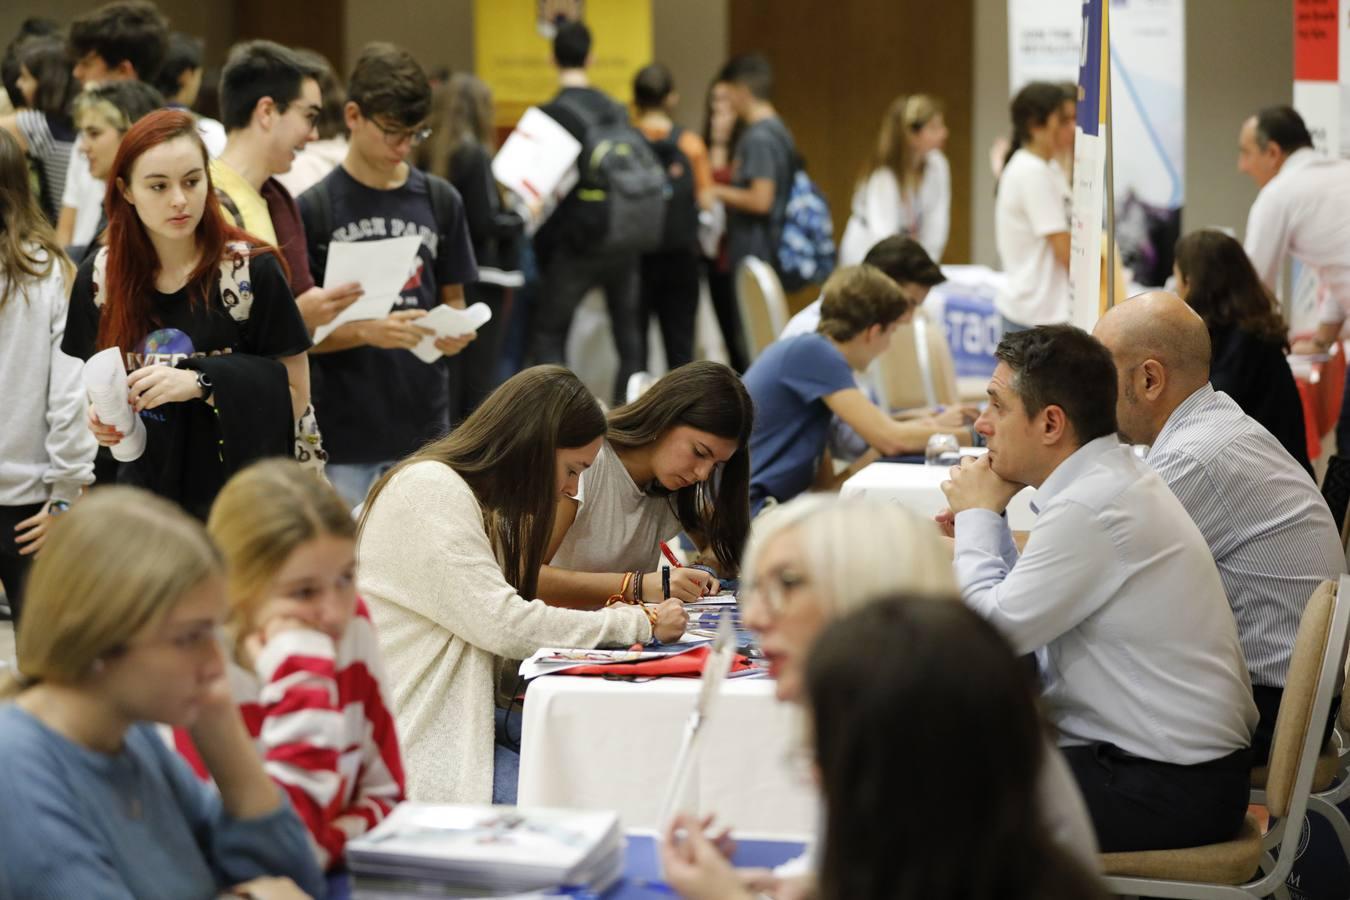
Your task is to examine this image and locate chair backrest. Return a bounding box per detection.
[875,308,961,410]
[736,257,789,363]
[1265,578,1350,817]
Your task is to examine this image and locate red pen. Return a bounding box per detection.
[659,541,683,568]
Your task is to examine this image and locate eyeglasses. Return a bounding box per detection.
[366,115,433,148]
[740,567,809,616]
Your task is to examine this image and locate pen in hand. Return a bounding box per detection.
[662,564,672,602]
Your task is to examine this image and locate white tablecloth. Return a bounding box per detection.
[517,676,817,839]
[840,461,1037,530]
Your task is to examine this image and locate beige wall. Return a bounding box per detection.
[340,0,726,131]
[971,0,1293,268]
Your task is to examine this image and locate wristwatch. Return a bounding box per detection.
[195,370,214,402]
[47,500,70,516]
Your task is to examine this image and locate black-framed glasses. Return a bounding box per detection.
[366,116,433,147]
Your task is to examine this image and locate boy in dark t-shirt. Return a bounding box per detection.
[299,42,479,508]
[712,54,797,278]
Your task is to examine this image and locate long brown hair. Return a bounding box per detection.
[361,366,606,601]
[95,108,272,354]
[0,128,71,309]
[417,73,495,182]
[1174,229,1288,345]
[607,362,753,571]
[860,94,943,198]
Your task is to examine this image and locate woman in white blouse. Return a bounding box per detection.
[839,94,951,265]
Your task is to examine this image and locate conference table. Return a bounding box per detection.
[841,459,1038,530]
[516,674,818,840]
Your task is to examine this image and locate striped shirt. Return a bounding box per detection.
[16,110,74,223]
[1147,385,1345,688]
[173,599,406,870]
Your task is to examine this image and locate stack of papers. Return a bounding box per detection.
[347,804,623,897]
[518,646,692,680]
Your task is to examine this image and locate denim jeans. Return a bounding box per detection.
[493,706,520,804]
[326,461,395,511]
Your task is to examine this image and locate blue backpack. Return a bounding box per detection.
[775,161,836,292]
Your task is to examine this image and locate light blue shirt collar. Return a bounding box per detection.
[1030,433,1123,514]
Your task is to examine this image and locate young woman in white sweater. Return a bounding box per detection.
[0,128,93,628]
[357,365,689,804]
[839,94,951,266]
[541,361,754,608]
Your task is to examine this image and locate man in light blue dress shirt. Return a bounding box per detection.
[1095,292,1345,764]
[941,324,1258,853]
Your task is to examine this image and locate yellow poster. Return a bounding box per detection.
[475,0,653,127]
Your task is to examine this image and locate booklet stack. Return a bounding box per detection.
[347,803,624,897]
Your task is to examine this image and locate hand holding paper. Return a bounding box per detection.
[83,346,146,462]
[313,235,423,344]
[410,302,493,363]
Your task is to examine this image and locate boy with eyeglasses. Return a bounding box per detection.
[298,42,479,508]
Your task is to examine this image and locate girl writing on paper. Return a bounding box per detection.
[62,109,312,520]
[0,488,323,900]
[540,361,754,607]
[0,128,93,630]
[172,458,405,872]
[658,495,1100,899]
[839,94,952,266]
[357,366,689,806]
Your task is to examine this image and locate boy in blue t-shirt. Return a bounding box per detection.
[299,42,479,508]
[743,264,973,511]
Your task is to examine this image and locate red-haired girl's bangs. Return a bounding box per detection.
[96,109,244,355]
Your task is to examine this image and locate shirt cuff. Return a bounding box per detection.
[954,507,1012,552]
[47,481,84,505]
[255,628,337,683]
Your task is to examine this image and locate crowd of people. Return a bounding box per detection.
[1,1,1347,898]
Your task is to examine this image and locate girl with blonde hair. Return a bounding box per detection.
[183,458,405,872]
[839,94,951,265]
[0,487,322,900]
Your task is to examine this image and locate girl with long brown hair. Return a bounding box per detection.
[61,108,312,519]
[839,94,951,265]
[0,126,90,628]
[357,366,688,805]
[541,361,753,607]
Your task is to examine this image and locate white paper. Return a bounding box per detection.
[409,302,493,363]
[82,346,146,461]
[492,107,582,204]
[313,235,423,344]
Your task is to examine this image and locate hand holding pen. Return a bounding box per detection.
[658,542,718,602]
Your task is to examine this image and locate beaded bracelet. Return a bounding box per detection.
[633,570,645,603]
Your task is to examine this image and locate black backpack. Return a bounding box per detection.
[555,92,667,255]
[645,124,699,254]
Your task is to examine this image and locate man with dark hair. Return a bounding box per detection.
[153,32,224,155]
[711,53,797,279]
[298,41,478,508]
[1238,104,1350,457]
[744,264,970,512]
[213,39,362,340]
[68,0,169,84]
[529,19,646,406]
[1095,292,1344,765]
[633,61,712,371]
[941,324,1258,854]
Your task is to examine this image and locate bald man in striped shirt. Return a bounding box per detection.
[1096,291,1345,763]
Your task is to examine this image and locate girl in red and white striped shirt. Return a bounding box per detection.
[177,458,406,871]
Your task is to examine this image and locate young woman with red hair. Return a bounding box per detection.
[63,109,311,519]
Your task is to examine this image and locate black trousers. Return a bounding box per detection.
[1063,742,1253,852]
[702,257,748,373]
[529,248,643,406]
[640,250,701,372]
[1251,683,1341,766]
[0,502,44,627]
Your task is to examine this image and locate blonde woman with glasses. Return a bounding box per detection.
[0,488,322,900]
[661,494,1097,898]
[839,94,951,265]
